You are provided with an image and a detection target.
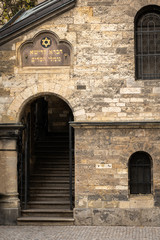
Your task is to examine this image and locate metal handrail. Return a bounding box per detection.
[69,114,73,210]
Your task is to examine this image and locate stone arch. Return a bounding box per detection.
[134,4,160,24]
[128,151,153,166]
[132,2,160,13]
[7,83,75,122]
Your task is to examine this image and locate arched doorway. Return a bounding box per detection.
[17,94,74,225]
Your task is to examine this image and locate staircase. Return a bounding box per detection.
[17,132,74,226]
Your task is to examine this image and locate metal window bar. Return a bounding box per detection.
[130,159,151,194]
[136,13,160,79]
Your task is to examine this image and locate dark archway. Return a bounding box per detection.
[17,94,74,224]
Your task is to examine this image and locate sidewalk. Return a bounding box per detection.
[0,226,160,240]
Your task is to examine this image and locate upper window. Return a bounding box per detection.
[129,151,152,194]
[135,5,160,79]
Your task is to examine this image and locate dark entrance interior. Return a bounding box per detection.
[17,95,74,225]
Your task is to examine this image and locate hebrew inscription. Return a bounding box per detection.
[21,33,71,67]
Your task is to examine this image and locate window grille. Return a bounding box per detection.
[135,8,160,79]
[129,151,152,194]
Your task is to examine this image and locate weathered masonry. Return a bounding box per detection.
[1,0,160,226]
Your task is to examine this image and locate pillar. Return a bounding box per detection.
[0,124,24,225]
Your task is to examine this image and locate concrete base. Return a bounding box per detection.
[74,208,160,226]
[0,208,19,225]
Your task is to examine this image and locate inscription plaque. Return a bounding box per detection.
[21,33,71,67]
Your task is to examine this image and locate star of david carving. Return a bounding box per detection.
[41,37,51,48]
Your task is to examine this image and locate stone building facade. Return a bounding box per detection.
[0,0,160,226]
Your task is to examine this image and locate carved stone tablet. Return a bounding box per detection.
[21,32,71,67]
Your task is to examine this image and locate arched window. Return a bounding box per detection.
[129,151,152,194]
[135,5,160,79]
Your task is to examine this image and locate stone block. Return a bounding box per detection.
[116,47,127,54]
[120,88,141,94]
[102,107,121,113]
[74,208,93,225]
[129,196,154,208]
[153,87,160,94]
[0,208,19,225]
[74,208,160,226]
[74,109,86,117]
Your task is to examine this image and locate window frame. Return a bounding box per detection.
[128,151,153,195]
[135,5,160,80]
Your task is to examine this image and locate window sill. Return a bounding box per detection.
[130,194,153,199]
[129,194,154,208]
[136,78,160,81]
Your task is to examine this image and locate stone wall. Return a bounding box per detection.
[47,95,71,132]
[1,0,160,226]
[72,122,160,225]
[0,0,160,122]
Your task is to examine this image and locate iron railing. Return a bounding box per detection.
[18,113,30,210]
[69,114,74,210]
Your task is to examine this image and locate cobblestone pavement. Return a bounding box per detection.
[0,226,160,240]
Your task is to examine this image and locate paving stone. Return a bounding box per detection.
[0,226,160,240]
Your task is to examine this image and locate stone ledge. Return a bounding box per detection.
[15,66,71,74]
[0,123,24,139]
[70,121,160,129]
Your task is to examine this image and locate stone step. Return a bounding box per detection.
[36,163,73,166]
[37,134,69,138]
[36,160,72,162]
[27,201,70,209]
[29,180,73,187]
[33,172,71,176]
[30,177,71,181]
[35,144,69,148]
[38,135,69,139]
[31,174,73,178]
[36,155,71,159]
[35,153,69,156]
[35,150,69,153]
[29,191,71,195]
[35,146,68,149]
[35,150,69,154]
[31,173,71,176]
[35,143,69,148]
[37,170,71,174]
[36,161,72,165]
[35,157,71,161]
[17,216,74,226]
[29,193,70,201]
[35,157,71,160]
[29,187,71,194]
[30,179,72,183]
[36,170,72,174]
[36,167,70,171]
[36,164,71,168]
[21,209,73,217]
